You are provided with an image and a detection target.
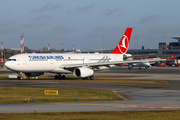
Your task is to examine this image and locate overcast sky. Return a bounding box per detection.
[0,0,180,50]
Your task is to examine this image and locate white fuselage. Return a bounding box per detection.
[5,53,130,74]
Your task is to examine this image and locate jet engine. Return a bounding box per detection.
[73,67,94,78]
[123,54,132,61]
[143,62,151,69]
[128,65,133,69]
[25,72,44,77]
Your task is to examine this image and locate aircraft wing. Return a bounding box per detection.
[125,53,156,59]
[63,58,166,69]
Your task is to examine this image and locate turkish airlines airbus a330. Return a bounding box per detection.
[4,28,165,80]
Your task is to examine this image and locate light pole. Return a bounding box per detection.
[59,43,61,52]
[134,36,138,57]
[103,36,104,53]
[105,37,107,53]
[164,35,166,58]
[161,35,166,58]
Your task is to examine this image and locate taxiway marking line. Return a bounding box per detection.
[54,103,113,106]
[54,103,180,109]
[112,105,180,109]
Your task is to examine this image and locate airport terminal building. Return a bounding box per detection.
[78,36,180,65]
[79,36,180,57]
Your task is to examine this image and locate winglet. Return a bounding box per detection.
[168,54,176,59]
[110,28,133,54]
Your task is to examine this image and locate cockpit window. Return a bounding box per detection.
[8,59,17,61]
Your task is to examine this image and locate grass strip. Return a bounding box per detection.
[1,76,167,84]
[0,87,122,104]
[0,111,180,120]
[35,79,168,84]
[56,80,168,84]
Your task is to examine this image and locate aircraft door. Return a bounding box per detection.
[83,57,89,65]
[22,57,28,66]
[49,59,54,64]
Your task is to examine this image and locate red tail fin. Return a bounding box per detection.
[168,54,176,59]
[110,28,133,54]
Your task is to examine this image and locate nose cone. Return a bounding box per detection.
[4,61,10,69]
[4,61,20,72]
[4,61,14,71]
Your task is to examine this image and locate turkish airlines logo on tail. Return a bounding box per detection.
[118,35,128,54]
[110,28,132,54]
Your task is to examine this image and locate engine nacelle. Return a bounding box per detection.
[73,67,94,78]
[25,72,44,77]
[144,62,151,69]
[135,62,150,67]
[123,54,132,61]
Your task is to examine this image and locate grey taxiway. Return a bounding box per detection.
[0,66,180,113]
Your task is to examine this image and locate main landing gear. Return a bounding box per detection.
[54,74,94,80]
[54,74,66,80]
[82,76,94,80]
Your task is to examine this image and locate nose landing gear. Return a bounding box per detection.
[17,72,22,80]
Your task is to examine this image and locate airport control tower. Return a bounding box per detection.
[172,36,180,44]
[169,36,180,50]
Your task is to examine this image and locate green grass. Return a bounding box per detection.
[1,111,180,120]
[1,75,167,84]
[0,87,122,104]
[54,80,168,84]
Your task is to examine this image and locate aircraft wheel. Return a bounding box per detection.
[58,75,62,79]
[89,76,94,80]
[145,66,149,69]
[62,75,66,80]
[82,77,88,80]
[54,75,58,79]
[17,77,22,80]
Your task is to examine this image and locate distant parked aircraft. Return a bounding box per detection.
[127,54,176,70]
